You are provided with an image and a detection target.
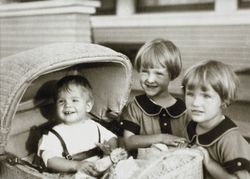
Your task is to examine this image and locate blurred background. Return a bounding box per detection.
[0,0,250,140]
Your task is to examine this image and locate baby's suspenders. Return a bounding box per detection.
[6,125,103,173]
[49,125,103,161]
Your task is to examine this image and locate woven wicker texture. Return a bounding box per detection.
[134,148,203,179]
[0,42,132,154]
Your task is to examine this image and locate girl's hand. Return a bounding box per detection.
[194,145,238,179]
[96,140,112,155]
[76,161,100,176]
[160,134,187,147]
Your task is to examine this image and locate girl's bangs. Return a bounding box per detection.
[141,48,165,69]
[185,69,207,90]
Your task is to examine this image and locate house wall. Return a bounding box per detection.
[0,0,100,58]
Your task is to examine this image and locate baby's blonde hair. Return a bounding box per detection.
[182,60,239,106]
[55,75,94,104]
[134,38,182,80]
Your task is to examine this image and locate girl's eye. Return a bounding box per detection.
[186,91,194,96]
[141,69,148,73]
[203,94,211,98]
[72,99,79,102]
[156,72,164,76]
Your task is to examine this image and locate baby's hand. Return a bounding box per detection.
[96,140,112,155]
[76,161,100,177]
[161,134,187,147]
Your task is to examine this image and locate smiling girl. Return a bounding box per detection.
[121,39,187,154]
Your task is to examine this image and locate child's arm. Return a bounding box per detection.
[197,146,238,179]
[47,157,100,176]
[96,137,118,155]
[123,130,186,151]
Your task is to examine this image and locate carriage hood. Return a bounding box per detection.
[0,43,132,154]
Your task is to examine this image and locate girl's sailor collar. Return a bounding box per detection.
[134,94,186,118]
[187,116,238,147]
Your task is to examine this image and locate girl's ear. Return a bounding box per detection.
[86,100,94,112]
[221,101,228,109]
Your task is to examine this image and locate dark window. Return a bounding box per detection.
[238,0,250,8]
[95,0,116,15]
[136,0,214,13]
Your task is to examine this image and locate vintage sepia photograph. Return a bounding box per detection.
[0,0,250,178]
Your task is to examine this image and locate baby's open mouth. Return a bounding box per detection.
[64,111,75,115]
[145,83,157,88]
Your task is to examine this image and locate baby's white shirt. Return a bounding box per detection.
[37,119,116,166]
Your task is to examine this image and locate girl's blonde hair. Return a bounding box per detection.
[182,60,239,106]
[134,38,182,80]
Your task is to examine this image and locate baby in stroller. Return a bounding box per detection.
[0,43,132,179]
[37,75,118,177]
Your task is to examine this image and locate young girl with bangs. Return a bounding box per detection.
[183,60,250,179]
[121,38,187,154]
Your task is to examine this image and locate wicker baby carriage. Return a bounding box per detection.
[0,43,132,179]
[106,147,203,179]
[134,148,203,179]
